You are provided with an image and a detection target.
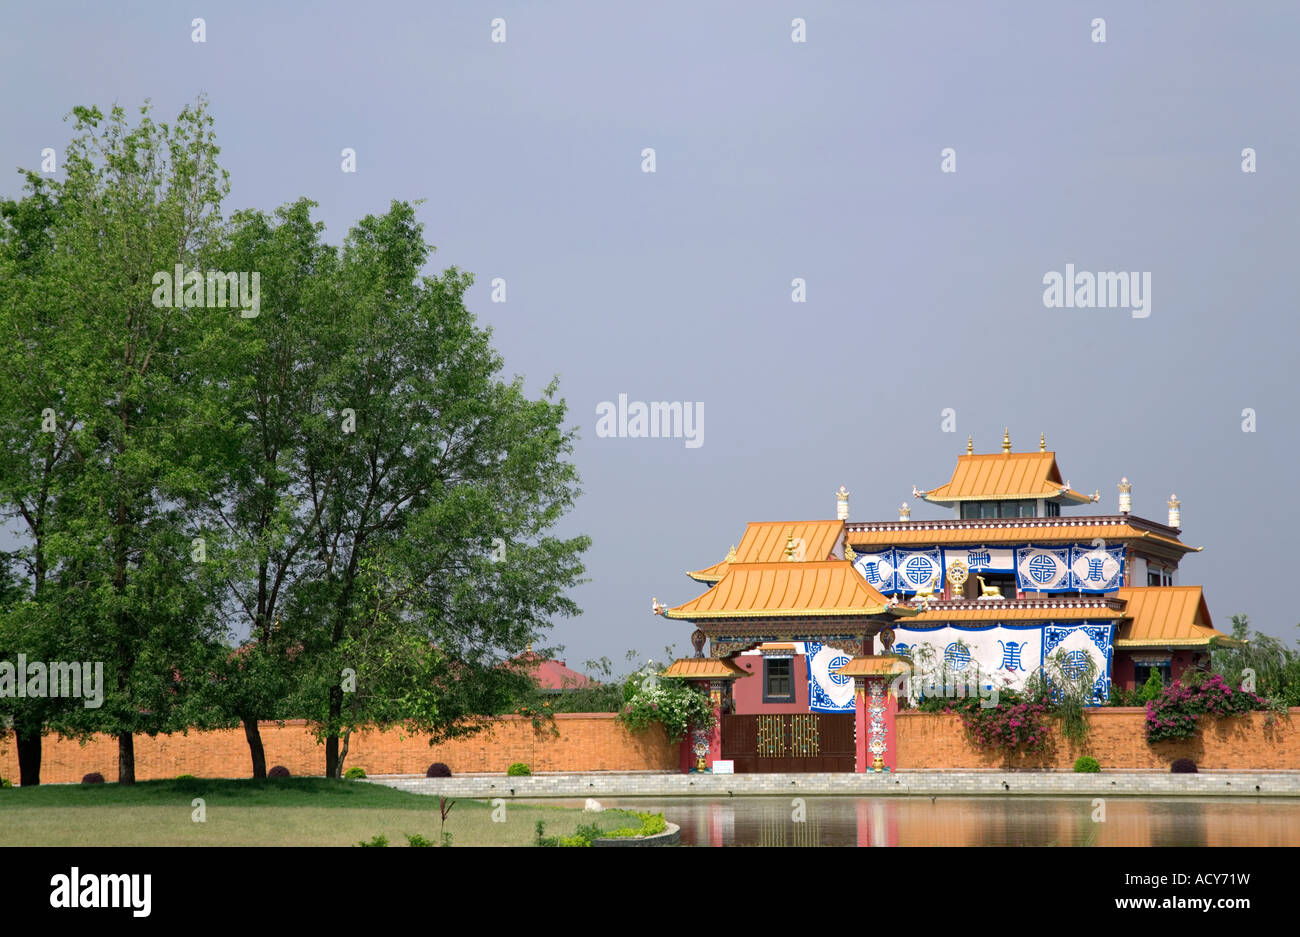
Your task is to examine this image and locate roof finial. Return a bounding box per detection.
[1039,432,1046,452]
[1002,427,1011,453]
[966,435,973,455]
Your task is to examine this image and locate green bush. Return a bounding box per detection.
[0,777,12,789]
[507,762,531,776]
[404,833,433,847]
[537,811,667,846]
[344,766,367,780]
[356,834,388,847]
[175,774,196,780]
[1073,756,1100,773]
[1139,670,1165,703]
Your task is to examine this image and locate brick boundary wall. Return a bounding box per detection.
[896,708,1300,771]
[5,709,1299,781]
[0,714,677,783]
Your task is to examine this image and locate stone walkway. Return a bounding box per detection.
[371,770,1300,798]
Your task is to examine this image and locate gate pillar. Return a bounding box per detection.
[840,657,907,773]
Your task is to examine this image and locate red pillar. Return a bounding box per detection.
[854,677,868,773]
[864,674,900,772]
[705,680,724,770]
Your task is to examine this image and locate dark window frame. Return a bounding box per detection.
[763,656,795,703]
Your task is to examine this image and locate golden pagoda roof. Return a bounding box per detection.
[833,656,913,677]
[666,560,891,620]
[846,517,1197,553]
[661,658,750,679]
[919,451,1093,504]
[687,520,844,582]
[1113,586,1240,648]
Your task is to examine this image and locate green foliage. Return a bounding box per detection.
[1139,669,1165,703]
[535,820,546,846]
[0,778,12,789]
[1145,673,1269,743]
[175,775,196,781]
[536,810,666,846]
[955,688,1054,756]
[619,672,715,743]
[1212,614,1300,707]
[356,834,388,847]
[344,766,367,780]
[507,762,531,776]
[404,833,433,847]
[1073,756,1100,773]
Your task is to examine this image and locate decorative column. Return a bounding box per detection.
[854,677,869,773]
[844,660,904,773]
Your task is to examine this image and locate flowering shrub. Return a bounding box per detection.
[619,679,715,743]
[955,691,1054,756]
[1144,673,1268,743]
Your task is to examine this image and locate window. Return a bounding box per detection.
[998,500,1035,518]
[1147,567,1174,586]
[763,657,794,702]
[1133,662,1171,689]
[963,500,1037,519]
[1044,501,1060,517]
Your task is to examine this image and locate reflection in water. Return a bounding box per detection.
[543,796,1300,847]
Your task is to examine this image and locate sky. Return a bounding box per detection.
[2,1,1298,671]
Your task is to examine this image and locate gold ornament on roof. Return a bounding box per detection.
[725,545,737,563]
[784,532,797,560]
[836,485,850,502]
[844,543,857,562]
[948,560,969,588]
[1002,428,1012,453]
[1039,433,1046,452]
[966,435,974,455]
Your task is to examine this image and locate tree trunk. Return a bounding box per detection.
[243,719,267,779]
[325,684,343,778]
[14,717,42,787]
[336,728,351,779]
[117,731,135,785]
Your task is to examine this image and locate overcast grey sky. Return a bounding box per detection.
[3,1,1297,668]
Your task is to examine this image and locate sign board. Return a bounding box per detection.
[712,760,734,774]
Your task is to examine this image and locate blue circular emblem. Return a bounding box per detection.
[1062,649,1090,679]
[828,655,851,685]
[1028,554,1057,584]
[944,643,971,672]
[905,556,933,584]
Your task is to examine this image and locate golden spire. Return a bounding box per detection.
[1039,432,1046,452]
[725,544,737,563]
[784,531,796,560]
[1002,428,1011,453]
[844,542,857,562]
[966,435,973,455]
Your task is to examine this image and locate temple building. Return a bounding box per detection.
[657,431,1239,773]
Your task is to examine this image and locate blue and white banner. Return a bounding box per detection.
[853,549,898,593]
[1043,623,1114,703]
[893,548,944,594]
[1069,543,1125,593]
[805,642,856,712]
[892,625,1044,695]
[942,547,1015,574]
[1015,545,1073,592]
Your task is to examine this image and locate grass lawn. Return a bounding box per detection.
[0,778,645,846]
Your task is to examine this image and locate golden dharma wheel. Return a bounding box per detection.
[948,559,969,587]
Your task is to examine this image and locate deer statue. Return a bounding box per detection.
[913,574,939,602]
[976,575,1005,600]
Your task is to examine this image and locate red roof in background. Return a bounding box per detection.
[513,651,595,690]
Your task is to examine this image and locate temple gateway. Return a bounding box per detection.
[657,432,1237,774]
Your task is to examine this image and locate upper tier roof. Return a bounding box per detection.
[1114,585,1237,648]
[919,451,1095,504]
[687,520,844,583]
[667,560,894,620]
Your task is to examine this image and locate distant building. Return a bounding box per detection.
[513,648,595,693]
[659,431,1240,773]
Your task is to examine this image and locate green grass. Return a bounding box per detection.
[0,778,644,846]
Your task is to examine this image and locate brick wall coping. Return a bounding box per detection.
[370,771,1300,799]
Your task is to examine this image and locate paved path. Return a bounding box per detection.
[370,770,1300,799]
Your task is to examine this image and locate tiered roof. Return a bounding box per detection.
[918,450,1094,504]
[666,560,899,620]
[687,520,844,583]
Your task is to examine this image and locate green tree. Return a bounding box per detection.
[279,201,588,777]
[20,101,236,783]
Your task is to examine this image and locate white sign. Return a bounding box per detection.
[712,760,735,774]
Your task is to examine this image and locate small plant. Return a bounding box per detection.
[268,765,291,778]
[1139,669,1165,703]
[438,796,455,845]
[1073,756,1101,773]
[1170,758,1198,774]
[81,772,105,784]
[0,777,12,789]
[357,834,388,847]
[175,774,196,780]
[405,833,433,847]
[426,762,452,778]
[344,766,367,780]
[507,762,531,776]
[441,831,453,847]
[535,820,546,846]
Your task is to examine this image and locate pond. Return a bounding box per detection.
[534,796,1300,846]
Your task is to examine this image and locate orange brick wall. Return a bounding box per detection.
[0,715,677,783]
[896,708,1300,771]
